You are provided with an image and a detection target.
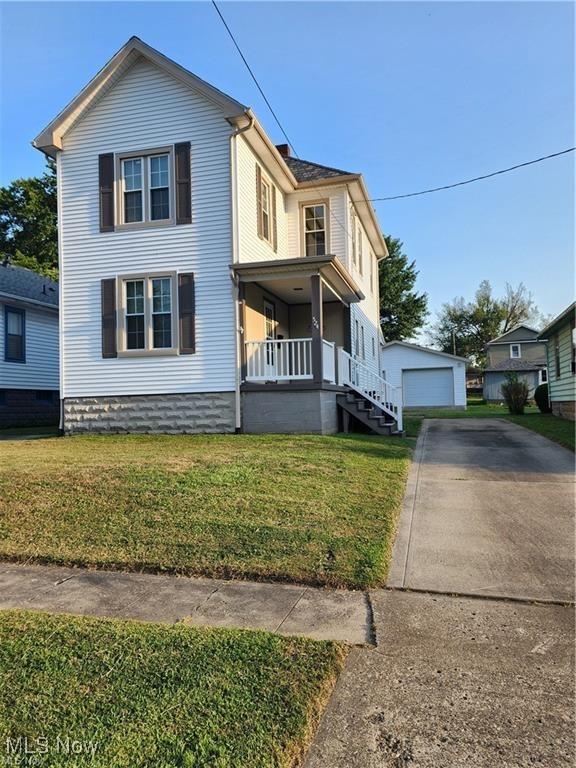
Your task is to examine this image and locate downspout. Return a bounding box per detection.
[56,150,65,436]
[230,113,254,432]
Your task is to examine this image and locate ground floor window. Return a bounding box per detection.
[118,273,176,354]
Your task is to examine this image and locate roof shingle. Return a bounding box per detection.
[485,357,546,372]
[284,156,354,183]
[0,263,58,307]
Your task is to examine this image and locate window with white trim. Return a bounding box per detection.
[119,150,172,226]
[303,204,327,257]
[539,368,548,384]
[357,225,363,275]
[370,252,374,292]
[361,325,365,360]
[510,343,521,358]
[355,319,360,357]
[119,274,176,354]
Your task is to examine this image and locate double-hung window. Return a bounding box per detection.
[357,226,363,275]
[510,343,521,359]
[120,274,176,354]
[119,149,173,226]
[303,203,327,257]
[261,179,271,242]
[4,306,25,362]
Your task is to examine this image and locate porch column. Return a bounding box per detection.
[310,273,323,383]
[238,281,247,383]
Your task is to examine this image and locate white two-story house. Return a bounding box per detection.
[34,37,402,435]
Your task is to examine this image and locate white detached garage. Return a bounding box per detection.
[380,341,467,409]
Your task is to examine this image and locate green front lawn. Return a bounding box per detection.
[0,433,412,589]
[403,404,575,452]
[0,610,345,768]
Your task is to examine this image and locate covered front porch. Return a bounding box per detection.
[233,255,362,388]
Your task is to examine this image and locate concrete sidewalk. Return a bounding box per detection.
[0,562,372,645]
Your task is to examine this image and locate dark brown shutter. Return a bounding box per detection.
[101,278,117,358]
[272,185,277,252]
[178,272,195,354]
[256,164,263,238]
[175,142,192,225]
[99,153,115,232]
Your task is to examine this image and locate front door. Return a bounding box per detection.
[264,300,277,378]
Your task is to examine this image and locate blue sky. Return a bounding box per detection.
[0,1,574,330]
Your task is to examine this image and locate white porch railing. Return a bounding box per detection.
[245,338,312,381]
[337,347,403,431]
[322,339,336,384]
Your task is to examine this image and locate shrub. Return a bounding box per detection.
[534,383,552,413]
[501,373,529,415]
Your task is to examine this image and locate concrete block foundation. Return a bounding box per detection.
[63,392,236,434]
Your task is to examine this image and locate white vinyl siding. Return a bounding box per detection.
[59,58,236,397]
[236,136,288,262]
[0,303,59,390]
[286,186,347,264]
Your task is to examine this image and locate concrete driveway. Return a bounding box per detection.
[306,419,575,768]
[388,419,575,602]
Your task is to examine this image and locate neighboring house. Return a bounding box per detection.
[0,263,59,427]
[483,325,547,402]
[538,303,576,420]
[33,37,401,436]
[380,341,467,409]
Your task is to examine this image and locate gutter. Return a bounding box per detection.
[230,112,255,433]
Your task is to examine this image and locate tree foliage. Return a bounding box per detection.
[379,236,428,341]
[429,280,541,366]
[0,160,58,280]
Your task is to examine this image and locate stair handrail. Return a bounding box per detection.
[337,347,403,431]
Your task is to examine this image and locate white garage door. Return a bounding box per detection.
[402,367,454,407]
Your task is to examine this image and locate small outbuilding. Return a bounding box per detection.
[380,341,467,409]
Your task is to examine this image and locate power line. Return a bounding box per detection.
[211,0,357,247]
[367,148,575,202]
[211,0,298,157]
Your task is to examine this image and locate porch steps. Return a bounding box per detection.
[337,392,403,437]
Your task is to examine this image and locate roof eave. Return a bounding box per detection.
[538,302,576,339]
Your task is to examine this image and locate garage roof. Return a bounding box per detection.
[381,340,468,363]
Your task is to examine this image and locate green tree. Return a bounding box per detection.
[379,236,428,341]
[0,160,58,280]
[429,280,541,366]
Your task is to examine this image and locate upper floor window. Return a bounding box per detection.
[370,252,375,293]
[4,306,25,363]
[510,343,521,359]
[118,273,177,355]
[357,226,363,275]
[303,203,328,257]
[255,165,277,250]
[118,148,173,227]
[261,179,271,242]
[350,210,357,265]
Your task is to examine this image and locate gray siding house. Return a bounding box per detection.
[483,325,547,402]
[0,263,59,427]
[538,303,576,420]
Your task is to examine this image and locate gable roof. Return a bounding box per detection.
[538,302,576,339]
[381,340,468,363]
[487,324,540,345]
[33,36,248,157]
[0,263,58,309]
[284,156,356,184]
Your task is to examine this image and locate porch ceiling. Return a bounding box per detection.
[232,255,364,305]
